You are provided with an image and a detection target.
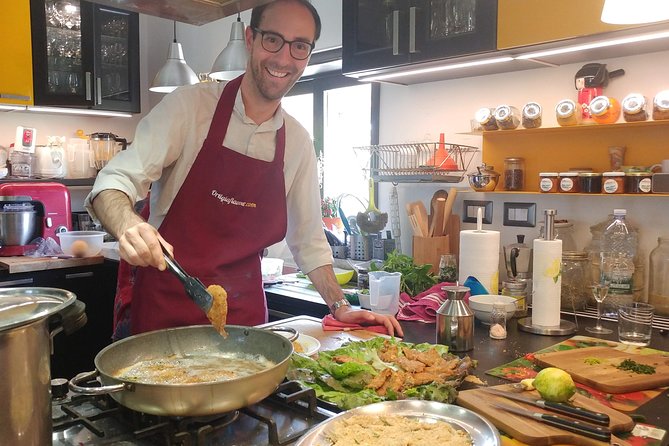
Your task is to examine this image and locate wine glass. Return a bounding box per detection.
[586,282,613,334]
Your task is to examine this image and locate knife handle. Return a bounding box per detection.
[542,401,610,426]
[541,414,611,442]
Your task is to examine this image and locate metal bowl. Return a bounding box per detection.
[467,172,500,191]
[0,210,38,246]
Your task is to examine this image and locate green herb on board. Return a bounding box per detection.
[584,357,601,365]
[616,358,656,375]
[371,251,437,296]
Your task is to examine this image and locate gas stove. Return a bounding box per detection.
[52,380,336,446]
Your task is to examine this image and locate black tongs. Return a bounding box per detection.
[161,244,213,314]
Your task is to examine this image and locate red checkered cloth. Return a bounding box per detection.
[397,282,468,323]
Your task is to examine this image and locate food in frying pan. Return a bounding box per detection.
[206,284,228,336]
[323,414,472,446]
[113,353,276,384]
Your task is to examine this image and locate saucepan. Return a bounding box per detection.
[69,324,297,416]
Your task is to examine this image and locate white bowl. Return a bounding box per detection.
[468,294,517,324]
[57,231,106,257]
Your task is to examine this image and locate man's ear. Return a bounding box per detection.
[245,26,254,52]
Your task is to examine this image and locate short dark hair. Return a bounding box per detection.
[250,0,321,42]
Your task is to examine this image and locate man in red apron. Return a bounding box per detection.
[87,0,403,338]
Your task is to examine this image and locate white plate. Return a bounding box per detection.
[280,332,321,356]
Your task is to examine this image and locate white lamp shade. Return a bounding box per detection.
[150,41,199,93]
[601,0,669,24]
[210,19,248,81]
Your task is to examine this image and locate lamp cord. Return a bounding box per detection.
[173,20,177,43]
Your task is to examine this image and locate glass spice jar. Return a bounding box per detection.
[475,107,498,131]
[625,171,652,194]
[539,172,559,193]
[653,90,669,120]
[622,93,648,122]
[589,96,621,124]
[602,171,625,194]
[559,172,580,193]
[560,252,590,311]
[438,254,458,282]
[579,172,602,194]
[504,157,525,191]
[502,280,528,317]
[555,99,582,126]
[494,105,521,130]
[489,301,507,339]
[521,102,542,129]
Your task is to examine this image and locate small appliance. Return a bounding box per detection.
[0,182,72,256]
[89,132,127,170]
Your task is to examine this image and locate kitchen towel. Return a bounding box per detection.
[459,229,500,294]
[322,314,391,335]
[532,239,563,327]
[397,282,467,323]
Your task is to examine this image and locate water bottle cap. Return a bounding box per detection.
[613,209,627,216]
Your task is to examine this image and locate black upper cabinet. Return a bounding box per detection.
[30,0,140,113]
[342,0,497,76]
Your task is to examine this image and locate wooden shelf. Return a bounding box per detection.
[481,120,669,193]
[460,190,669,197]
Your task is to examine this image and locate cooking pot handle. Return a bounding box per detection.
[69,370,129,395]
[265,326,298,342]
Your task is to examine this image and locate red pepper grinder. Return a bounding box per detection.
[574,63,624,121]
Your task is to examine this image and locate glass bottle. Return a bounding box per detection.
[504,157,525,191]
[439,254,458,283]
[648,237,669,316]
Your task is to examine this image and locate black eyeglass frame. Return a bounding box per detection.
[252,27,315,60]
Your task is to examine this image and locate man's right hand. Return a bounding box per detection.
[118,221,172,270]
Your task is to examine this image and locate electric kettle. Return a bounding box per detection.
[89,132,127,170]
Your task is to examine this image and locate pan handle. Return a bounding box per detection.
[69,370,130,395]
[265,326,299,342]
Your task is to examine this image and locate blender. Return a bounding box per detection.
[89,133,127,170]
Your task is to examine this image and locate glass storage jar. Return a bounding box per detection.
[502,280,528,317]
[494,105,520,130]
[555,99,582,126]
[561,252,590,311]
[579,172,602,194]
[625,171,652,194]
[559,172,580,193]
[475,107,498,131]
[602,171,625,194]
[521,102,542,128]
[504,157,525,190]
[653,90,669,120]
[589,96,621,124]
[622,93,648,122]
[649,237,669,316]
[539,172,559,193]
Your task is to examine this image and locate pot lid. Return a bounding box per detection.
[0,287,76,332]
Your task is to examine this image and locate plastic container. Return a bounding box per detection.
[555,99,582,126]
[494,105,520,130]
[503,157,525,191]
[600,209,636,298]
[521,102,542,129]
[602,171,625,194]
[57,231,105,257]
[579,172,602,194]
[622,93,648,122]
[368,271,401,315]
[474,107,498,131]
[589,96,621,124]
[539,172,559,193]
[648,236,669,316]
[558,172,580,193]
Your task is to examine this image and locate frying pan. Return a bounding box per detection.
[69,325,296,416]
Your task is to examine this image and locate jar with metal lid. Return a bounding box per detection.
[622,93,648,122]
[539,220,577,252]
[589,96,621,124]
[555,99,582,126]
[539,172,558,193]
[561,252,590,311]
[602,171,625,194]
[653,90,669,120]
[504,157,525,190]
[502,280,528,317]
[521,102,542,129]
[559,172,580,193]
[579,172,602,194]
[475,107,498,131]
[357,268,369,290]
[494,105,520,130]
[625,171,652,194]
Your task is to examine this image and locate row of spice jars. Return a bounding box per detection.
[539,171,653,194]
[475,102,543,131]
[557,90,669,126]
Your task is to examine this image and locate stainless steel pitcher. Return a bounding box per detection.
[436,285,474,352]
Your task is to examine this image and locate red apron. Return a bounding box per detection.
[127,75,287,335]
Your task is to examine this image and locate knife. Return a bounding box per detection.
[490,401,611,442]
[482,387,610,426]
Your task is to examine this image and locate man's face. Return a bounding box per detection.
[245,1,316,101]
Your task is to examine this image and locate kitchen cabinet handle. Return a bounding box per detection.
[392,10,399,55]
[85,72,92,100]
[409,7,417,53]
[0,92,30,101]
[0,278,34,286]
[65,272,95,280]
[96,77,102,104]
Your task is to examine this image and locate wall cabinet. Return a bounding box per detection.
[342,0,497,76]
[0,1,34,105]
[481,120,669,194]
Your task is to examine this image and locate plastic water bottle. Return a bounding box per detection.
[600,209,636,296]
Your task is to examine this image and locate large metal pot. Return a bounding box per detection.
[69,325,296,416]
[0,288,85,445]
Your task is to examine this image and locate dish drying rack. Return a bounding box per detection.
[353,142,479,183]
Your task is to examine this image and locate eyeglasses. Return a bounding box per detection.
[252,28,314,60]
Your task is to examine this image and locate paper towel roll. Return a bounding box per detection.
[459,230,500,294]
[532,239,563,327]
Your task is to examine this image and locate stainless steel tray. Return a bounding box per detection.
[296,400,500,446]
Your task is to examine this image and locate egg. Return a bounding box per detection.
[70,240,89,257]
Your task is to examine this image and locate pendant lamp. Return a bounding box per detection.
[150,21,199,93]
[601,0,669,24]
[210,14,248,81]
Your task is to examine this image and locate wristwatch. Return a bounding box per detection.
[329,298,351,315]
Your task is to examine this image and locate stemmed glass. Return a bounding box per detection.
[586,282,613,334]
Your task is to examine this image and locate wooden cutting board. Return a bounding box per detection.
[0,255,104,273]
[457,384,634,446]
[534,346,669,393]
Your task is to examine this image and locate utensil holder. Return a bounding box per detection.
[413,235,450,274]
[350,234,371,260]
[331,245,348,259]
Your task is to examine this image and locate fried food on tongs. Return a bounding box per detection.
[206,284,228,337]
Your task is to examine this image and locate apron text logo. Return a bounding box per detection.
[211,190,257,208]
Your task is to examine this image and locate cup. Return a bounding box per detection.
[650,159,669,173]
[368,271,401,315]
[618,302,654,346]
